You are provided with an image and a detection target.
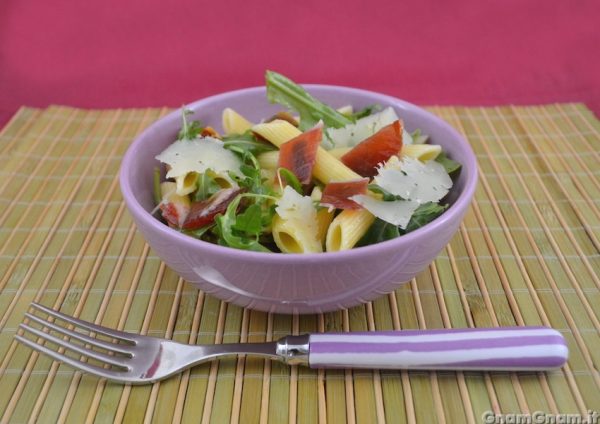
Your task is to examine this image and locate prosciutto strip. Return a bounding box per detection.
[341,120,403,177]
[277,126,322,184]
[321,178,369,210]
[182,188,242,229]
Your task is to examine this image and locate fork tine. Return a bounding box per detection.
[14,335,127,382]
[19,324,130,369]
[25,313,134,357]
[30,303,135,343]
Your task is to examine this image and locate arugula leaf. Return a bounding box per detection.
[222,131,276,155]
[229,148,276,199]
[402,202,448,233]
[193,172,221,202]
[237,163,264,194]
[435,152,462,178]
[232,203,263,234]
[261,203,277,228]
[215,195,271,252]
[277,168,303,195]
[265,70,353,131]
[212,133,279,253]
[357,218,400,246]
[357,202,449,244]
[351,104,381,120]
[177,108,204,140]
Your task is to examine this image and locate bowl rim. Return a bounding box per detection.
[120,84,478,264]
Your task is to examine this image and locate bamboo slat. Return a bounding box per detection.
[0,103,598,423]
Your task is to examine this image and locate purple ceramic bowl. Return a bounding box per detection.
[120,85,477,314]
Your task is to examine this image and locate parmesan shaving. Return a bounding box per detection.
[326,107,413,148]
[275,186,319,235]
[351,157,453,229]
[350,195,419,229]
[402,129,414,145]
[375,157,452,203]
[155,137,242,179]
[326,107,396,148]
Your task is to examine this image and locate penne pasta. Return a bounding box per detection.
[311,187,334,247]
[252,120,361,183]
[271,214,323,253]
[160,181,177,198]
[260,168,277,188]
[310,185,323,202]
[325,209,376,252]
[222,108,254,135]
[206,170,236,189]
[402,144,442,162]
[316,208,334,247]
[256,150,280,170]
[327,147,352,160]
[175,172,199,196]
[251,120,300,148]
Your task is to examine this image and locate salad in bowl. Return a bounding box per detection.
[120,71,476,313]
[152,71,462,254]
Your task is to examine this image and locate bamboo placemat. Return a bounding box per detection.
[0,103,598,423]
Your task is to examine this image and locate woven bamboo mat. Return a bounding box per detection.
[0,103,598,423]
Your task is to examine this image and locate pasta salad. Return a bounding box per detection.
[153,71,462,253]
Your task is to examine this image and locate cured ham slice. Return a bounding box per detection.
[277,126,322,184]
[182,188,242,229]
[159,182,190,228]
[341,120,403,177]
[321,178,369,210]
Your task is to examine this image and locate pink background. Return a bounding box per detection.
[1,0,599,127]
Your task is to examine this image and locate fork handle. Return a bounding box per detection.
[304,327,567,370]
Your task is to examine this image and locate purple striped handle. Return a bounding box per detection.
[308,327,568,371]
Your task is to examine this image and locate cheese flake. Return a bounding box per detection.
[275,186,318,234]
[375,157,452,203]
[156,137,242,179]
[327,107,406,148]
[351,195,420,229]
[350,157,453,228]
[402,129,414,145]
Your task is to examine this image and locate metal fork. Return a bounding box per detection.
[16,303,569,384]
